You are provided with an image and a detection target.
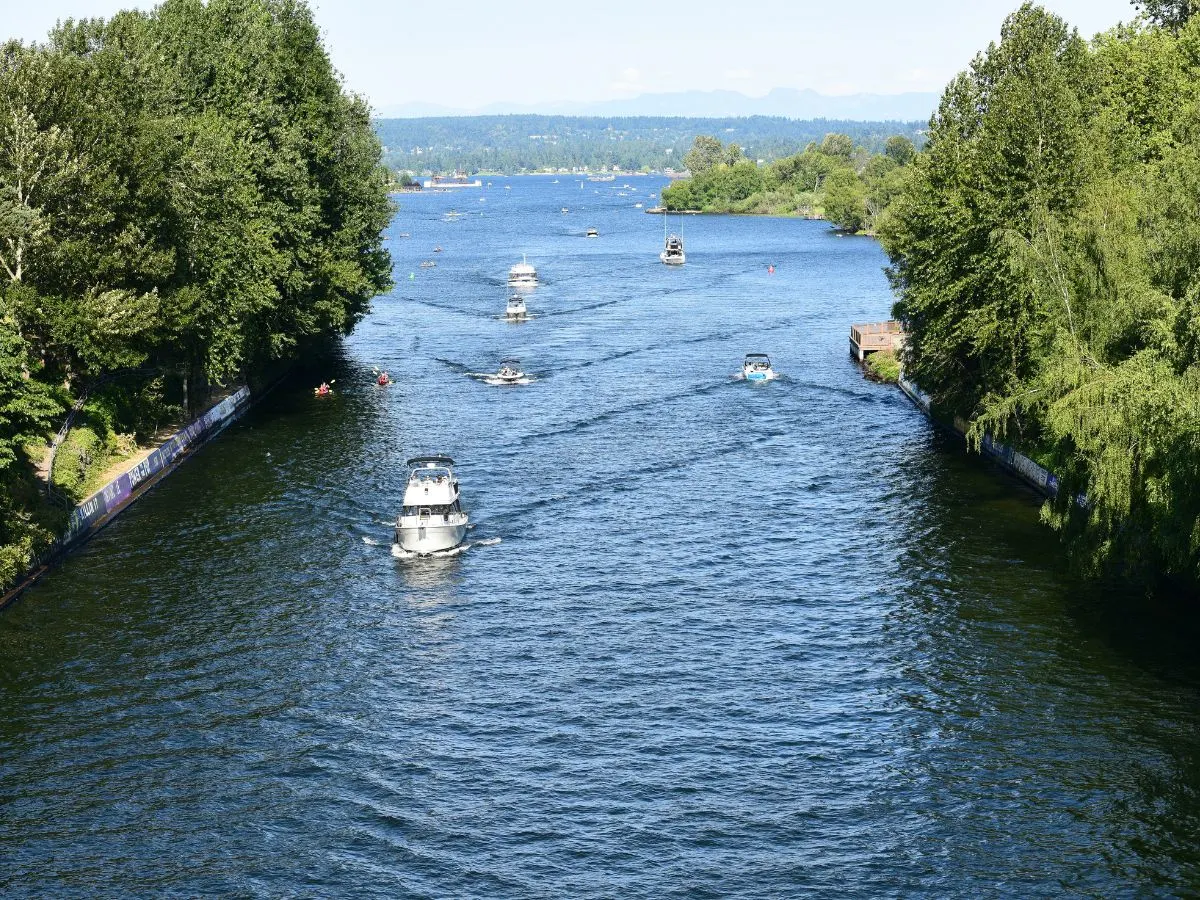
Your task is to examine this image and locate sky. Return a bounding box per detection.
[4,0,1140,111]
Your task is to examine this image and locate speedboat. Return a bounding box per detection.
[419,260,436,268]
[586,227,599,237]
[394,456,469,555]
[508,256,538,288]
[494,357,524,384]
[743,353,774,382]
[561,207,570,213]
[505,294,527,320]
[661,233,685,265]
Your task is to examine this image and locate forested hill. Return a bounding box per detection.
[374,115,926,174]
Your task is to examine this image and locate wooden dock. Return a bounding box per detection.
[850,321,904,361]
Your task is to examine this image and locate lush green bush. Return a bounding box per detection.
[864,350,901,383]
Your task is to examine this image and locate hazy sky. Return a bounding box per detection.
[6,0,1140,110]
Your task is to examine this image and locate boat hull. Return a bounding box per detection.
[395,520,468,555]
[660,252,686,265]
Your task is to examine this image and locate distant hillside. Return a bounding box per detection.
[375,115,926,175]
[376,87,939,122]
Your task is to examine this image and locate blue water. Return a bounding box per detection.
[2,177,1198,897]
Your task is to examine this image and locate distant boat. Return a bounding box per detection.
[634,202,643,208]
[586,227,599,237]
[423,175,482,190]
[505,295,527,320]
[660,233,685,265]
[494,357,525,384]
[561,207,569,213]
[419,260,437,268]
[508,255,537,288]
[742,353,775,382]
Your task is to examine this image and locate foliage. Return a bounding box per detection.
[1134,0,1199,29]
[663,132,916,229]
[822,168,869,232]
[864,350,901,383]
[879,2,1200,585]
[0,0,392,589]
[683,135,726,175]
[375,115,927,175]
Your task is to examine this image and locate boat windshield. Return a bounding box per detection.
[410,467,452,484]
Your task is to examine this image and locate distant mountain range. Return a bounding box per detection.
[376,88,939,122]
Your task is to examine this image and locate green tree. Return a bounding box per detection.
[819,132,855,159]
[822,167,868,231]
[683,135,725,175]
[1134,0,1199,29]
[884,135,917,166]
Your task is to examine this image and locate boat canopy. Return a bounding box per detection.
[745,353,771,361]
[500,357,521,365]
[407,454,455,468]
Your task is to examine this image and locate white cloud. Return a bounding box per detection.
[724,69,753,80]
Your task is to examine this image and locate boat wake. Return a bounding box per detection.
[469,373,536,386]
[390,537,501,559]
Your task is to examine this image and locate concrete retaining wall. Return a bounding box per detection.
[898,377,1059,498]
[2,387,253,609]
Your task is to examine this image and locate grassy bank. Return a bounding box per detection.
[863,350,901,383]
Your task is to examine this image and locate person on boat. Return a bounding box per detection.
[768,265,775,274]
[377,371,391,386]
[315,382,331,396]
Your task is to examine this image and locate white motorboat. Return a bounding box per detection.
[494,357,525,384]
[742,353,774,382]
[660,233,685,265]
[394,456,469,555]
[586,227,599,237]
[505,294,527,320]
[508,256,538,288]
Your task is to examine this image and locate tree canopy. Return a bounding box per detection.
[880,2,1200,586]
[0,0,393,587]
[662,132,917,229]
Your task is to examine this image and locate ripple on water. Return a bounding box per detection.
[3,179,1200,897]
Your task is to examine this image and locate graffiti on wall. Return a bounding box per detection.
[61,388,252,547]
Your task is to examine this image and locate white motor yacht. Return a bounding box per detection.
[505,294,527,320]
[494,357,525,384]
[661,233,685,265]
[586,227,599,237]
[742,353,775,382]
[508,256,538,288]
[394,456,469,555]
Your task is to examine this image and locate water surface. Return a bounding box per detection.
[2,178,1198,897]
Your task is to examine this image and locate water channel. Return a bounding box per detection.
[2,178,1198,896]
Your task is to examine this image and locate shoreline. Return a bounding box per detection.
[0,381,277,611]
